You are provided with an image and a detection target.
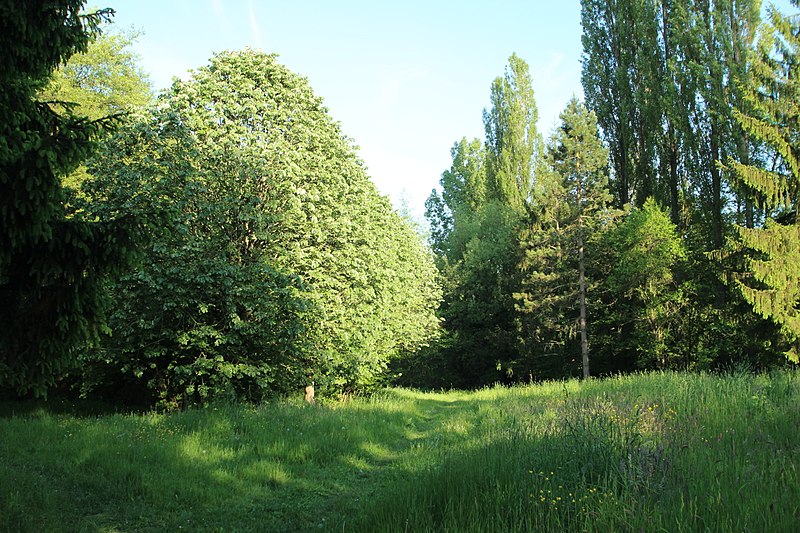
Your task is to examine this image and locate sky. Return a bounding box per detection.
[99,1,587,219]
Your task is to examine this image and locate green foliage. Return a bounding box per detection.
[85,50,440,405]
[579,0,786,373]
[425,138,487,262]
[424,54,541,387]
[725,1,800,362]
[594,199,688,370]
[581,0,761,243]
[40,26,152,120]
[39,23,153,193]
[484,53,542,215]
[80,114,313,406]
[580,0,663,208]
[0,1,136,397]
[516,98,613,379]
[439,202,524,385]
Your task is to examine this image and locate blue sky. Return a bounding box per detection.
[102,0,584,219]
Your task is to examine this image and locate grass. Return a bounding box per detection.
[1,370,798,532]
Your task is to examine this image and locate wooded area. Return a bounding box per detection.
[1,0,798,407]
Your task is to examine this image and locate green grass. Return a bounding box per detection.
[1,371,799,532]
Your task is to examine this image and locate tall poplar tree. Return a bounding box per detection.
[483,53,541,214]
[581,0,761,243]
[425,54,541,386]
[581,0,662,208]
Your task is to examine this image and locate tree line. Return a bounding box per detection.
[411,0,799,387]
[1,0,798,406]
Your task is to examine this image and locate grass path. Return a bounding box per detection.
[1,371,799,531]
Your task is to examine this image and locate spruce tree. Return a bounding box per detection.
[726,1,800,361]
[0,1,134,396]
[517,98,611,379]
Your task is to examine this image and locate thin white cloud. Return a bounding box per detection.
[247,0,263,49]
[533,51,583,134]
[210,0,230,34]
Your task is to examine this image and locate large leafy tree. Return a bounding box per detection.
[594,199,688,370]
[425,137,488,262]
[725,0,800,362]
[0,1,134,396]
[40,26,152,120]
[87,50,440,403]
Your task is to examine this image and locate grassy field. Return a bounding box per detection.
[1,370,798,532]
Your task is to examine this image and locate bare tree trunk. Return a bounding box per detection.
[579,231,589,379]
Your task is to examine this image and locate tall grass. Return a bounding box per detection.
[1,371,798,532]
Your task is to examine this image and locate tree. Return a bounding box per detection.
[86,50,441,404]
[425,54,541,386]
[425,137,487,261]
[0,1,134,396]
[581,0,662,208]
[725,0,800,362]
[516,98,612,379]
[596,199,688,370]
[81,115,315,406]
[484,53,542,214]
[581,0,761,244]
[40,26,152,120]
[39,25,153,192]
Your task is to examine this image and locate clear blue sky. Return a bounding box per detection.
[101,0,584,219]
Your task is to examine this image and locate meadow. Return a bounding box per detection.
[1,370,798,532]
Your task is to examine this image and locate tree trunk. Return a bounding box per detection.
[710,122,723,249]
[579,231,589,379]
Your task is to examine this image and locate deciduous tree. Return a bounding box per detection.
[86,50,441,404]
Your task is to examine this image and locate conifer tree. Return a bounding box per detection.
[517,99,611,379]
[0,1,134,396]
[726,1,800,361]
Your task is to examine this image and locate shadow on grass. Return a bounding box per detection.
[0,391,488,532]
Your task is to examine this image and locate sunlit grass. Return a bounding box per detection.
[1,370,798,531]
